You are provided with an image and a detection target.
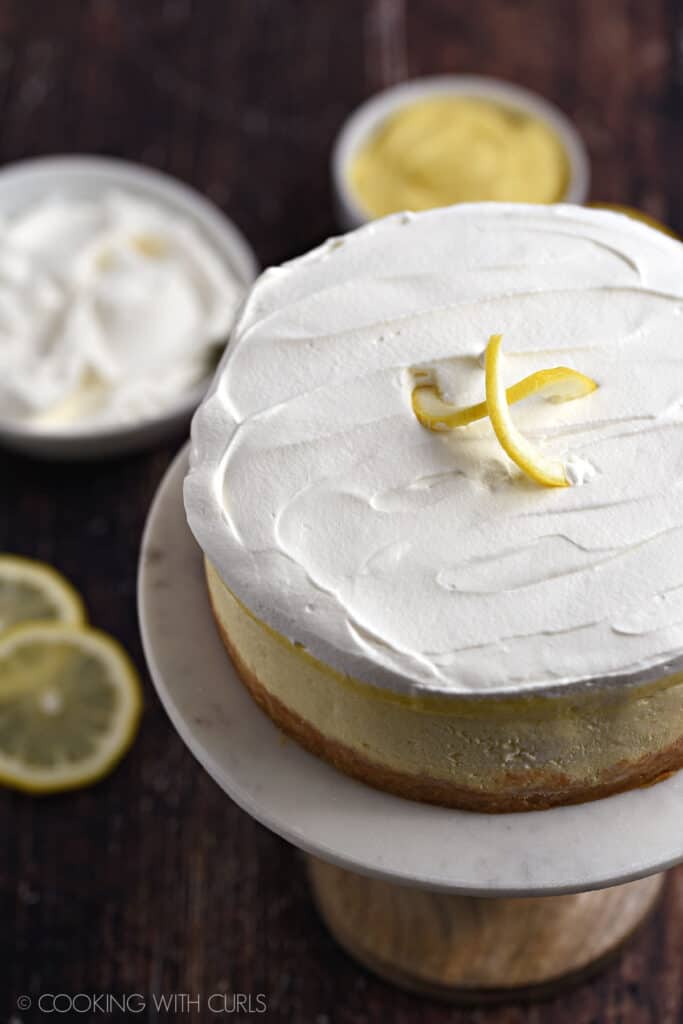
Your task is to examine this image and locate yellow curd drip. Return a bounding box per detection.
[349,95,569,217]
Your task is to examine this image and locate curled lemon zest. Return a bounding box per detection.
[411,336,598,488]
[411,364,597,432]
[485,334,570,487]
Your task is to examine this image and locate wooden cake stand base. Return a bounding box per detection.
[308,857,663,1001]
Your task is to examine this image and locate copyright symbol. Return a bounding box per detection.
[17,995,31,1010]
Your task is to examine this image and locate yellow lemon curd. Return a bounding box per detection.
[589,203,679,239]
[349,95,569,217]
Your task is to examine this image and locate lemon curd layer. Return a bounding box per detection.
[348,96,569,217]
[186,204,683,809]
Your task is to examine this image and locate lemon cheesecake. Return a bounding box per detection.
[185,203,683,812]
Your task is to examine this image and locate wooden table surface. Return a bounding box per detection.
[2,1,683,1021]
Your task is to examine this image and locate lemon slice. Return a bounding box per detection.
[0,623,142,794]
[411,365,597,431]
[0,555,86,637]
[484,334,596,488]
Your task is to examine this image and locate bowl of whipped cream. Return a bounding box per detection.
[0,155,258,458]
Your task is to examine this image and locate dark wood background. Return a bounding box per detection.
[1,1,683,1021]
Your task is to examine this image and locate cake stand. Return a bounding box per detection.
[138,448,683,1001]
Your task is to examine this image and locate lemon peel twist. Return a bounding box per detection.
[411,335,598,488]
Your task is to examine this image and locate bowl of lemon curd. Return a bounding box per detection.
[332,76,590,228]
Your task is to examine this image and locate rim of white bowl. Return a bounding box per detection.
[332,75,591,231]
[0,154,259,456]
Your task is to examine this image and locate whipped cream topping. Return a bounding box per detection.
[186,204,683,695]
[0,190,244,430]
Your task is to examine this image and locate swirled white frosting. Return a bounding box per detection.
[186,203,683,695]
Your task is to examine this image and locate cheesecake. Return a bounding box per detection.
[185,203,683,812]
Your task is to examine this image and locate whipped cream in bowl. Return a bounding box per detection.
[0,157,257,457]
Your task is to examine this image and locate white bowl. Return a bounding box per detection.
[0,155,258,460]
[332,75,590,230]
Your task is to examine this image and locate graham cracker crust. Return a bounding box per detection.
[208,593,683,813]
